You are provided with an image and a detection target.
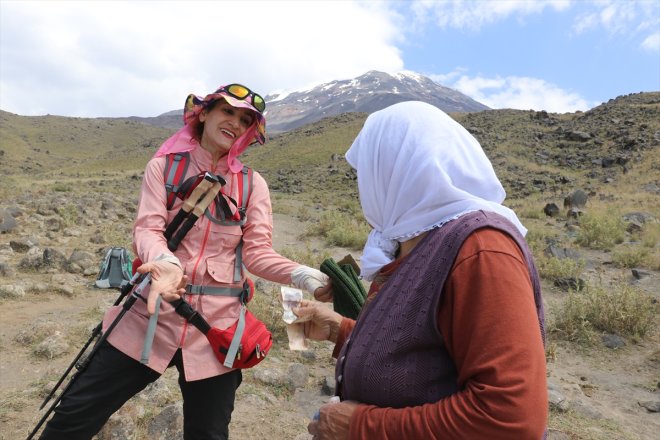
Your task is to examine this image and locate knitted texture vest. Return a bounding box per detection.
[336,210,545,408]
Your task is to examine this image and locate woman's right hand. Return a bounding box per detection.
[137,260,186,314]
[293,300,343,343]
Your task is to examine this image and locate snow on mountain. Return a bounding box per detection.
[263,70,489,133]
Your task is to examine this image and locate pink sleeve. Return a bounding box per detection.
[132,157,174,264]
[240,171,300,284]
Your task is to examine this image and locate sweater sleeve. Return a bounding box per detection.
[332,317,356,358]
[349,228,547,440]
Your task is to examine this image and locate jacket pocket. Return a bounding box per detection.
[206,259,238,284]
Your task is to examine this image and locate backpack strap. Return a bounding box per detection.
[233,166,253,283]
[237,166,253,217]
[163,152,191,210]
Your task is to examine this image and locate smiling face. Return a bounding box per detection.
[198,100,256,160]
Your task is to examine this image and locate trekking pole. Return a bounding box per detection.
[164,172,224,242]
[37,272,144,410]
[26,274,152,440]
[167,180,223,251]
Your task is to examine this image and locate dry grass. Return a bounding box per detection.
[549,283,658,345]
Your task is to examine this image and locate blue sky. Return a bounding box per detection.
[0,0,658,117]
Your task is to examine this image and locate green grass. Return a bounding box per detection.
[305,211,370,250]
[0,111,171,184]
[611,245,651,269]
[575,212,626,250]
[278,243,332,269]
[536,255,585,281]
[549,283,657,345]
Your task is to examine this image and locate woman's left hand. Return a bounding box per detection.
[308,400,359,440]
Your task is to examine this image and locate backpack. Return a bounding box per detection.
[95,247,132,289]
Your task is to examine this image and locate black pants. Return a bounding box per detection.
[39,341,242,440]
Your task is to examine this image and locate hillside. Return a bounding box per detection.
[0,93,659,439]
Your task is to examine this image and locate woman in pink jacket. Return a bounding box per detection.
[39,84,328,440]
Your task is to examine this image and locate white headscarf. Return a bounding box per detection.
[345,101,527,281]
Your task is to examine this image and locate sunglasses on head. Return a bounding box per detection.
[215,84,266,113]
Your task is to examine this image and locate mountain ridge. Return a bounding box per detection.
[261,70,489,133]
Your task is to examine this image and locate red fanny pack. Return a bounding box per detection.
[206,307,272,369]
[171,296,271,369]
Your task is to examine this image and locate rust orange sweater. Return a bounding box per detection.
[334,228,548,439]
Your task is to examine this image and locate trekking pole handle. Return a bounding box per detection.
[167,181,222,251]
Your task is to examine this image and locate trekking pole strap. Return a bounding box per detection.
[141,296,161,364]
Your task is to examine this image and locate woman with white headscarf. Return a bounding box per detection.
[295,101,547,439]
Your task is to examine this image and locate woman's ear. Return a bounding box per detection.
[198,109,207,123]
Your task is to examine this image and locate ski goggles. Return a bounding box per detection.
[214,84,266,113]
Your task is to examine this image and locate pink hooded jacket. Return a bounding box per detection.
[102,142,300,381]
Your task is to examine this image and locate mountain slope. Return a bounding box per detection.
[263,70,489,133]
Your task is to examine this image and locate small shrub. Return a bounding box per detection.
[639,222,659,248]
[58,203,81,227]
[52,183,72,192]
[279,243,331,269]
[307,211,369,250]
[611,245,650,269]
[575,213,626,250]
[334,198,363,216]
[247,284,289,343]
[295,206,314,222]
[550,283,657,345]
[536,255,585,281]
[524,227,561,256]
[545,341,557,363]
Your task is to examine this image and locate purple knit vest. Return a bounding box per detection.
[336,210,545,408]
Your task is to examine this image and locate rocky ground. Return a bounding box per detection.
[0,186,658,440]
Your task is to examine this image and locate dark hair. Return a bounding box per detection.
[195,98,222,140]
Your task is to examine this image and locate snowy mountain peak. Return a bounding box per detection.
[263,70,489,133]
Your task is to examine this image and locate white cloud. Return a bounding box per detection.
[572,0,660,51]
[0,0,404,117]
[641,31,660,51]
[411,0,659,53]
[431,72,593,112]
[411,0,570,31]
